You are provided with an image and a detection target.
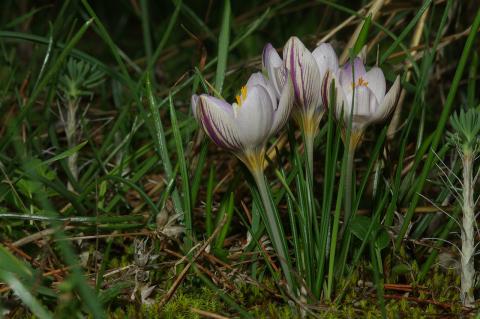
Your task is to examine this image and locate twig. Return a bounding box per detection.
[317,2,371,44]
[339,0,386,63]
[11,226,75,247]
[163,248,235,290]
[191,308,230,319]
[383,283,428,293]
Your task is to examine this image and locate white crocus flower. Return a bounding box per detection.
[328,57,401,146]
[267,37,338,175]
[192,72,296,291]
[283,36,339,138]
[323,56,401,234]
[191,72,294,172]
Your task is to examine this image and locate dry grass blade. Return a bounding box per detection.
[191,307,230,319]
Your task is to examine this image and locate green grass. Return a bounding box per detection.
[0,0,479,317]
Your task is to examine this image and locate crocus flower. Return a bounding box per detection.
[192,72,296,291]
[191,72,294,172]
[282,36,339,137]
[328,57,401,147]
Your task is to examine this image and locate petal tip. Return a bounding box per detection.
[191,94,200,120]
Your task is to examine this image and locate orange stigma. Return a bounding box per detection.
[235,86,248,106]
[351,77,369,89]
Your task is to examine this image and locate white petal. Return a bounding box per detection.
[343,85,378,127]
[373,75,401,123]
[262,43,285,97]
[283,36,323,113]
[312,43,339,83]
[191,94,200,120]
[198,95,242,150]
[365,67,386,103]
[246,72,277,108]
[270,74,294,135]
[234,85,274,148]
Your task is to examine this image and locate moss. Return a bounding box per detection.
[161,287,222,319]
[108,286,223,319]
[103,263,470,318]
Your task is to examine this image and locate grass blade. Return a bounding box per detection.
[0,271,53,319]
[169,94,193,248]
[214,0,231,93]
[145,76,183,214]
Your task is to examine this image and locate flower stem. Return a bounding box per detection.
[305,133,314,179]
[303,132,316,289]
[343,139,356,233]
[461,151,475,307]
[251,169,294,292]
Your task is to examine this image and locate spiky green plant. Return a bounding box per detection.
[57,58,104,189]
[447,107,480,307]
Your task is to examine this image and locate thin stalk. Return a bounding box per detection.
[345,146,354,222]
[326,151,347,300]
[461,151,475,307]
[370,243,386,319]
[335,133,360,278]
[66,99,79,191]
[251,169,294,292]
[303,132,316,290]
[305,133,314,179]
[342,138,357,234]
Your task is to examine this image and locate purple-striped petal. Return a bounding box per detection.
[198,95,241,151]
[283,36,323,113]
[321,71,333,109]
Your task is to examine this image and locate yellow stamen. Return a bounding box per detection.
[241,86,247,100]
[235,86,248,106]
[351,77,369,89]
[358,77,368,86]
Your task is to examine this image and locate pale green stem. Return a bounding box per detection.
[343,141,356,233]
[461,151,475,307]
[303,132,315,289]
[251,168,294,292]
[305,133,314,180]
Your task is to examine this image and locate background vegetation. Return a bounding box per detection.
[0,0,479,318]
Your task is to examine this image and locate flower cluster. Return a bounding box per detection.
[192,36,401,167]
[190,36,401,293]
